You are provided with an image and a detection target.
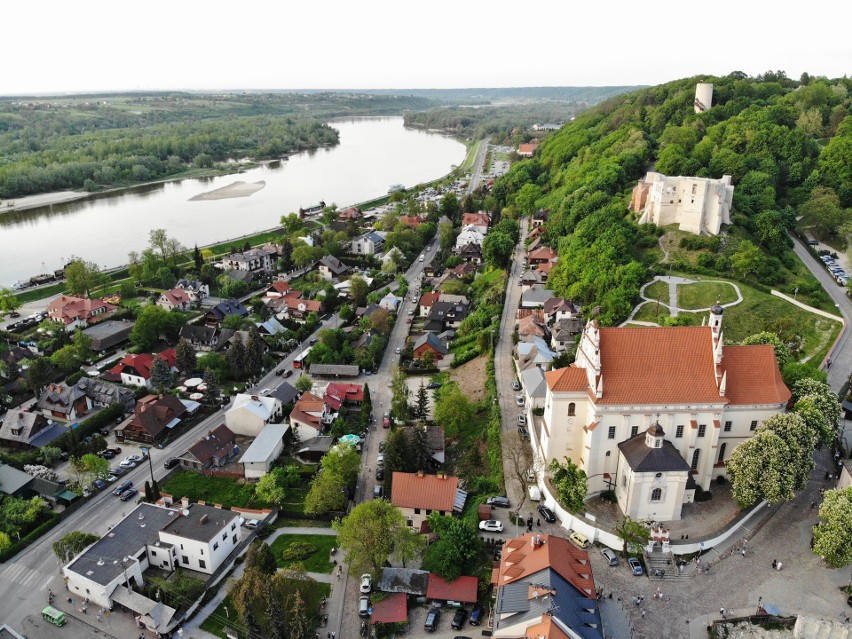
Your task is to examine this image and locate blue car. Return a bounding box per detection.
[92,479,107,491]
[113,480,133,497]
[628,557,644,576]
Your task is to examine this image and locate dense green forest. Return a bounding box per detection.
[491,71,852,325]
[0,92,434,198]
[351,86,645,104]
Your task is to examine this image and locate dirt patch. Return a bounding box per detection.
[189,180,266,201]
[450,354,488,405]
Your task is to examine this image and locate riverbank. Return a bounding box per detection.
[189,180,267,201]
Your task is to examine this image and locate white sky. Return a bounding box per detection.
[4,0,849,95]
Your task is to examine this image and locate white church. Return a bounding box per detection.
[539,305,790,521]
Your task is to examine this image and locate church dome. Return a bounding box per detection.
[647,421,665,437]
[710,303,724,315]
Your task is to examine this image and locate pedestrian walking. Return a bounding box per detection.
[641,609,645,618]
[536,518,541,527]
[741,548,746,557]
[811,501,816,509]
[720,607,726,618]
[772,559,777,569]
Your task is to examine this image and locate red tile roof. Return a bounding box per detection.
[47,295,116,325]
[419,292,441,309]
[371,592,407,624]
[159,288,191,307]
[529,246,557,262]
[518,143,539,155]
[399,216,424,228]
[462,212,490,227]
[722,345,791,405]
[324,383,364,410]
[265,280,290,295]
[497,533,595,596]
[391,472,458,512]
[544,367,589,393]
[426,574,478,603]
[108,348,176,381]
[289,392,325,430]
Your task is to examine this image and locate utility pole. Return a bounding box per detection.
[140,446,155,486]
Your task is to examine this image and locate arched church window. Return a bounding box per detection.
[691,449,700,470]
[568,403,576,416]
[651,488,662,502]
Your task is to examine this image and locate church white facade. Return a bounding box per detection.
[631,171,734,236]
[539,306,790,520]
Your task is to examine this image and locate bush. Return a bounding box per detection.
[0,513,61,563]
[281,540,318,561]
[694,487,713,502]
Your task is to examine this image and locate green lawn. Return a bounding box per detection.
[677,281,738,309]
[643,280,669,303]
[199,595,239,639]
[269,533,338,573]
[160,470,267,509]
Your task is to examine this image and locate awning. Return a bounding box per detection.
[111,585,176,633]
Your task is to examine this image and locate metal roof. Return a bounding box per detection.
[238,423,289,464]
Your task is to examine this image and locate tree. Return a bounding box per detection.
[131,304,170,350]
[339,303,354,322]
[64,258,109,298]
[50,344,82,374]
[245,328,265,377]
[38,446,62,466]
[740,332,791,368]
[193,244,203,269]
[482,231,515,268]
[148,228,170,266]
[175,337,197,374]
[295,375,313,393]
[333,499,409,576]
[422,513,483,581]
[72,329,93,363]
[25,357,53,399]
[52,531,100,564]
[304,467,348,515]
[730,240,766,282]
[800,187,846,240]
[201,369,220,406]
[433,382,474,437]
[727,429,797,507]
[0,288,21,313]
[781,363,826,388]
[792,378,840,445]
[149,356,173,392]
[438,220,454,254]
[390,365,411,421]
[348,275,368,308]
[255,466,300,507]
[414,382,429,421]
[393,524,427,568]
[439,193,460,221]
[0,496,49,536]
[615,517,651,556]
[321,444,361,488]
[0,532,10,554]
[227,333,247,379]
[502,429,537,510]
[244,540,278,576]
[812,487,852,567]
[144,480,154,502]
[368,308,391,334]
[514,183,542,217]
[548,457,588,512]
[68,454,110,491]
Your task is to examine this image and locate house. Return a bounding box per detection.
[268,382,299,407]
[256,317,285,336]
[517,142,539,157]
[457,242,482,264]
[205,299,249,327]
[423,301,469,333]
[37,382,92,420]
[520,269,545,287]
[317,255,350,281]
[518,314,550,340]
[179,424,239,471]
[79,376,136,412]
[422,256,441,277]
[528,225,544,240]
[225,270,255,285]
[353,329,380,350]
[176,279,209,303]
[390,471,466,532]
[412,332,448,361]
[543,297,581,323]
[551,317,582,353]
[492,533,602,639]
[426,574,478,604]
[107,349,177,388]
[264,280,291,298]
[47,295,116,331]
[239,423,290,479]
[379,293,402,313]
[398,215,424,229]
[631,171,734,236]
[289,391,333,439]
[438,293,469,306]
[156,288,192,311]
[520,286,555,309]
[225,394,284,437]
[454,228,485,249]
[280,295,323,322]
[115,394,188,444]
[222,248,275,273]
[338,206,362,221]
[536,260,556,280]
[295,435,334,464]
[516,336,556,371]
[520,366,548,410]
[63,500,241,626]
[540,306,791,520]
[82,320,134,352]
[531,208,550,228]
[378,567,430,596]
[356,304,383,322]
[461,212,490,235]
[351,231,386,256]
[309,364,360,378]
[418,292,441,318]
[0,463,36,497]
[179,324,219,350]
[527,236,542,253]
[528,246,557,266]
[0,411,51,449]
[334,276,374,298]
[323,383,364,410]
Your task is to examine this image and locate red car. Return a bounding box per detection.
[382,412,390,428]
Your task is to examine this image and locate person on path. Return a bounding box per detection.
[741,548,746,557]
[641,609,645,618]
[772,559,777,569]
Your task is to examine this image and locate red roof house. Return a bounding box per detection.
[426,574,478,603]
[371,592,407,624]
[156,288,192,311]
[107,348,177,388]
[47,295,116,330]
[323,383,364,410]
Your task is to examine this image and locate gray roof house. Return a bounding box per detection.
[520,286,555,308]
[318,255,350,281]
[239,423,290,479]
[0,411,51,448]
[351,231,386,256]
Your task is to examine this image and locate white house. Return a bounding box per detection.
[225,394,284,437]
[156,288,192,311]
[351,231,386,256]
[239,423,290,479]
[454,227,485,249]
[539,306,790,521]
[222,248,275,272]
[379,293,402,313]
[176,279,209,303]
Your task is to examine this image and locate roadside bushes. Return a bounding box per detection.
[0,513,61,563]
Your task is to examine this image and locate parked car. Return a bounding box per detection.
[113,480,133,496]
[259,388,271,396]
[451,608,468,630]
[120,488,138,502]
[375,468,384,481]
[486,496,511,508]
[378,441,386,452]
[478,520,504,533]
[376,454,384,467]
[309,338,318,346]
[469,605,484,626]
[517,414,527,426]
[359,574,372,594]
[518,426,530,440]
[92,479,107,491]
[601,548,619,566]
[100,450,116,459]
[628,557,644,576]
[105,474,119,483]
[105,447,122,455]
[569,531,590,549]
[395,347,401,354]
[515,395,525,406]
[537,504,556,523]
[164,458,179,469]
[426,382,441,389]
[119,458,137,469]
[359,596,371,618]
[373,485,383,498]
[424,608,441,632]
[383,412,390,428]
[110,465,125,477]
[511,380,521,391]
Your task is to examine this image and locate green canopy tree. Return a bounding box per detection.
[64,258,109,298]
[201,369,220,406]
[390,365,411,421]
[227,333,247,379]
[740,332,791,368]
[255,465,300,507]
[422,513,483,581]
[433,382,474,437]
[52,531,100,564]
[0,288,21,313]
[615,517,651,556]
[295,375,313,393]
[792,378,840,445]
[244,540,278,576]
[548,457,588,512]
[333,499,409,577]
[68,454,110,491]
[482,231,515,268]
[304,469,347,515]
[727,428,798,507]
[812,487,852,567]
[245,328,265,377]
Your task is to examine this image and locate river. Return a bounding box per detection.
[0,117,466,286]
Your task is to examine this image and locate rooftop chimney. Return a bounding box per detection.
[200,514,208,524]
[181,496,189,509]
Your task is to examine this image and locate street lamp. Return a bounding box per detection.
[140,446,155,487]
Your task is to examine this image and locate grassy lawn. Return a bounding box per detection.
[199,594,238,639]
[643,280,669,303]
[270,533,338,573]
[161,470,267,509]
[677,281,739,309]
[632,300,670,323]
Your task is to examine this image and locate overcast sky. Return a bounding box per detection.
[5,0,849,95]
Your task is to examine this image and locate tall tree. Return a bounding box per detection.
[615,517,651,556]
[390,365,411,421]
[727,429,798,507]
[295,375,313,393]
[227,333,246,379]
[148,228,170,266]
[432,382,474,437]
[193,244,203,269]
[349,275,368,308]
[64,258,109,298]
[812,487,852,567]
[52,531,100,564]
[792,378,841,445]
[0,288,21,313]
[548,457,588,512]
[201,369,220,406]
[149,356,173,392]
[25,357,52,400]
[175,337,197,374]
[422,513,483,581]
[333,499,409,577]
[245,328,265,377]
[414,382,429,422]
[482,231,515,268]
[244,540,278,576]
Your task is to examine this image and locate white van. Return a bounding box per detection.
[528,485,541,502]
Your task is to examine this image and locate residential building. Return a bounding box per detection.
[455,227,485,249]
[398,215,424,229]
[47,295,116,331]
[309,364,360,378]
[225,394,284,437]
[256,317,285,336]
[179,424,239,471]
[418,292,441,317]
[520,286,555,309]
[289,391,333,439]
[116,394,188,444]
[264,280,291,298]
[520,366,548,410]
[323,383,364,410]
[268,382,299,407]
[0,411,51,449]
[516,336,556,371]
[63,500,241,625]
[551,317,582,353]
[239,423,290,479]
[422,256,441,278]
[204,299,249,327]
[351,231,386,255]
[517,142,539,157]
[222,248,275,273]
[492,533,602,639]
[531,208,550,228]
[278,295,322,322]
[338,206,362,221]
[390,471,466,532]
[107,349,177,388]
[317,255,350,281]
[423,301,469,333]
[413,332,448,361]
[156,288,192,311]
[0,463,36,497]
[82,320,134,351]
[528,246,557,266]
[631,171,734,236]
[518,313,549,340]
[37,382,92,420]
[543,297,581,323]
[225,270,254,285]
[379,293,402,313]
[460,212,490,235]
[457,242,482,264]
[176,279,209,302]
[540,306,790,520]
[426,574,479,604]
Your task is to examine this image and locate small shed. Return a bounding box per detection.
[371,592,407,624]
[477,503,493,521]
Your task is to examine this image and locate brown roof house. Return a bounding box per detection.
[37,382,92,420]
[390,471,466,532]
[317,255,350,281]
[0,411,51,449]
[47,295,116,331]
[156,288,192,311]
[178,424,238,472]
[289,392,334,440]
[116,394,188,445]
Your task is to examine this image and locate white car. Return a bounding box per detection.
[479,520,504,533]
[259,388,271,396]
[516,395,525,406]
[119,456,139,468]
[517,414,527,426]
[360,574,372,593]
[395,347,401,354]
[377,454,385,467]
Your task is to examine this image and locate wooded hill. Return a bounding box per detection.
[492,71,852,325]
